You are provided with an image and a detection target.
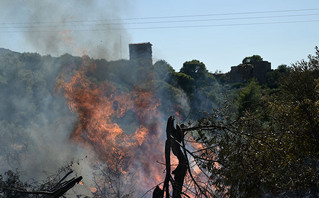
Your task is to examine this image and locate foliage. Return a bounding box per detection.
[153,60,175,81]
[242,55,263,64]
[2,45,319,197]
[180,59,208,80]
[236,79,262,117]
[175,72,195,95]
[191,47,319,197]
[265,64,291,89]
[177,60,223,119]
[0,50,78,174]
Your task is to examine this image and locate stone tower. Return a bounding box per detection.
[129,42,152,66]
[252,61,271,83]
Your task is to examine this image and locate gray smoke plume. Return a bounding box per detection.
[0,51,91,195]
[0,0,130,60]
[0,1,134,196]
[0,1,221,197]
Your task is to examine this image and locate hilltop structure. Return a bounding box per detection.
[129,42,152,66]
[230,61,271,83]
[128,42,271,84]
[215,60,271,84]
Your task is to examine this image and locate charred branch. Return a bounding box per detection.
[171,122,187,198]
[1,171,82,198]
[153,185,164,198]
[153,116,188,198]
[163,116,173,198]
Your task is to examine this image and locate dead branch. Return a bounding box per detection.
[171,123,187,198]
[153,116,188,198]
[2,171,82,198]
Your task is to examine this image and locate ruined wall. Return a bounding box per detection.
[129,42,152,66]
[222,61,271,84]
[228,64,254,83]
[253,61,271,84]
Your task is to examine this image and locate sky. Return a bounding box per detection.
[0,0,319,73]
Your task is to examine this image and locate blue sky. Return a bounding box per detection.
[1,0,319,72]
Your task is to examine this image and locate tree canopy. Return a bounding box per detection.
[1,47,319,197]
[180,59,208,79]
[191,47,319,197]
[242,55,263,64]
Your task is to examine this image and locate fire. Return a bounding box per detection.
[57,60,216,196]
[58,62,165,196]
[134,126,148,146]
[180,134,219,196]
[89,187,97,193]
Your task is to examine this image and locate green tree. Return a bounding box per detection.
[191,47,319,197]
[178,60,223,119]
[175,72,195,95]
[236,80,262,116]
[242,55,263,64]
[180,59,208,80]
[153,60,175,81]
[266,64,291,88]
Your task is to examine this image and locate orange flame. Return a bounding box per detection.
[58,63,165,195]
[57,61,217,196]
[89,187,97,193]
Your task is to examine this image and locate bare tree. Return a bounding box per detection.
[152,116,216,198]
[91,148,134,198]
[0,166,83,198]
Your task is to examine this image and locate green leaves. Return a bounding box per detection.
[236,80,262,117]
[192,47,319,197]
[180,59,208,80]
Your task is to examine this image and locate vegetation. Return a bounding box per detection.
[0,166,84,198]
[242,54,263,64]
[190,47,319,197]
[0,47,318,197]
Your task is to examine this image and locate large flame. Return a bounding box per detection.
[57,59,216,197]
[58,62,165,196]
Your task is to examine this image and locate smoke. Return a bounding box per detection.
[0,1,218,197]
[0,0,130,60]
[0,0,132,183]
[0,52,88,183]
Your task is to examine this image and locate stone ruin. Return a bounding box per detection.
[216,61,271,84]
[129,42,152,66]
[128,42,271,84]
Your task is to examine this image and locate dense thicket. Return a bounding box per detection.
[0,47,318,197]
[192,47,319,197]
[0,48,224,197]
